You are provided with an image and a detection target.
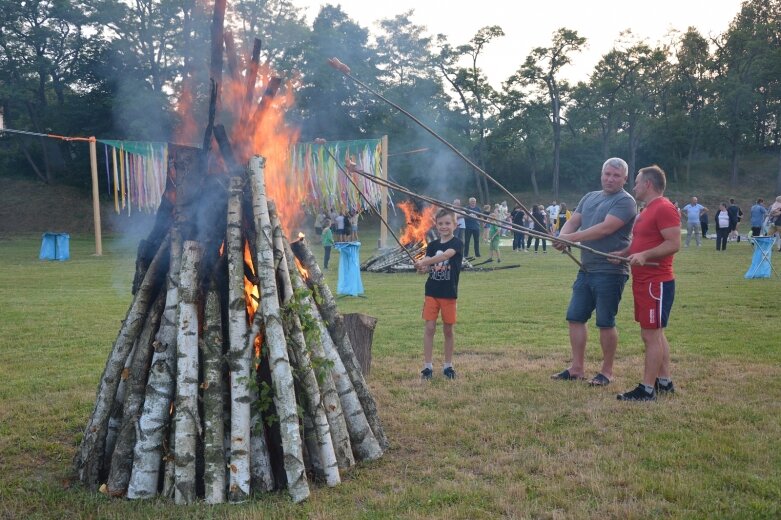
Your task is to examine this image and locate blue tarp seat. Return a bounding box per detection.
[745,236,774,279]
[39,233,70,261]
[334,242,364,296]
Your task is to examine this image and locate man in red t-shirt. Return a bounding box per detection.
[611,165,681,401]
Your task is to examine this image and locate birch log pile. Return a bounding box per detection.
[74,154,386,505]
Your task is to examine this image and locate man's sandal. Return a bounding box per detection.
[550,369,584,381]
[588,373,611,386]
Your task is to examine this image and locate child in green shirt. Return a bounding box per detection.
[321,218,334,269]
[488,212,501,263]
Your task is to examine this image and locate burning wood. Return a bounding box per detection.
[74,152,386,504]
[360,201,474,273]
[75,1,385,503]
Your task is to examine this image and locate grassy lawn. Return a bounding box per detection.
[1,229,779,519]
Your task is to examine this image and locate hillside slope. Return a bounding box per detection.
[1,154,779,236]
[0,177,156,236]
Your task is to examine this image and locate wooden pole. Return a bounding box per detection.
[89,137,103,256]
[380,135,388,249]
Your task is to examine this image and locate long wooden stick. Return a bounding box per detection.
[322,145,417,263]
[347,166,648,265]
[326,57,581,268]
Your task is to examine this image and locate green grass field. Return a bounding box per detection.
[1,229,780,519]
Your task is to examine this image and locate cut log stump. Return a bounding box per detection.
[343,313,377,377]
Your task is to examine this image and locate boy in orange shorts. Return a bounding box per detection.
[414,209,463,380]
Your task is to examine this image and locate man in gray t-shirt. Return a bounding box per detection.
[551,158,637,387]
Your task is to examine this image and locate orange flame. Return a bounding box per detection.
[243,241,259,319]
[398,201,436,245]
[294,257,309,281]
[173,53,304,236]
[226,65,303,235]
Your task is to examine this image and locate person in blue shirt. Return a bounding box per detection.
[750,199,767,237]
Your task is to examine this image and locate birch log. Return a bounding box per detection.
[173,241,202,505]
[202,276,226,504]
[269,203,340,486]
[103,342,136,470]
[226,175,252,502]
[247,311,274,493]
[283,240,354,470]
[249,155,309,503]
[291,238,389,451]
[306,296,383,462]
[106,292,166,495]
[127,230,182,499]
[75,236,170,490]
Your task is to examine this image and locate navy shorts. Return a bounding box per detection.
[566,271,628,328]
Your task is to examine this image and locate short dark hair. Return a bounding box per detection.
[757,198,764,204]
[637,165,666,192]
[435,208,456,222]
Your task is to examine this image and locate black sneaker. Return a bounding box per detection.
[617,384,656,401]
[443,367,456,380]
[421,367,433,380]
[655,378,675,394]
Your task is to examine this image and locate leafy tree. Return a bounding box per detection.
[232,0,310,73]
[514,28,586,199]
[434,25,503,202]
[0,0,106,183]
[370,12,470,195]
[489,90,552,196]
[293,5,381,141]
[664,28,713,183]
[711,0,778,187]
[613,39,669,190]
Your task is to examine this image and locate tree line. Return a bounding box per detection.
[1,0,780,198]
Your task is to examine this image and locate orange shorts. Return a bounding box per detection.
[422,296,457,324]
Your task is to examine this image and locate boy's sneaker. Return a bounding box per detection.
[421,367,433,380]
[617,384,656,401]
[443,367,456,380]
[655,378,675,394]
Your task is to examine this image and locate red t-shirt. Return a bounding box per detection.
[629,197,680,283]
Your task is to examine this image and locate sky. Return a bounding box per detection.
[294,0,745,87]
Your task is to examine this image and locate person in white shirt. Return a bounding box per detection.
[714,202,731,251]
[546,201,560,233]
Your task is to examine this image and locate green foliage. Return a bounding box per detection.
[2,1,781,197]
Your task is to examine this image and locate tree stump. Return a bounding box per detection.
[343,313,377,377]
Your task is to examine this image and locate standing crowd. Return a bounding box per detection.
[308,165,780,401]
[678,195,781,252]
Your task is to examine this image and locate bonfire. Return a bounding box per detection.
[73,0,386,505]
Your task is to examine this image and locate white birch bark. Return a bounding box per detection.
[269,203,340,486]
[173,241,202,505]
[247,318,275,494]
[202,276,226,504]
[104,341,136,467]
[307,297,383,462]
[127,229,181,499]
[75,237,170,490]
[226,175,251,502]
[106,292,165,496]
[249,155,309,503]
[283,239,354,470]
[290,239,389,451]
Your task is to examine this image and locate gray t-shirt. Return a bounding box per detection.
[574,189,637,274]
